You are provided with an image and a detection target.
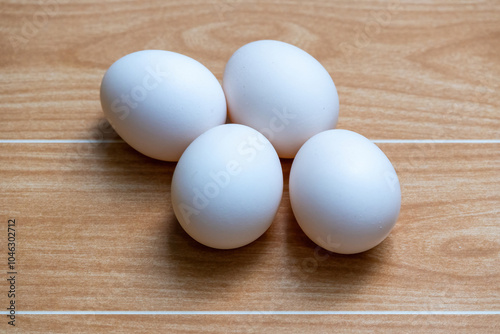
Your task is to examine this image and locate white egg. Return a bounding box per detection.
[289,129,401,254]
[100,50,226,161]
[171,124,283,249]
[223,40,339,158]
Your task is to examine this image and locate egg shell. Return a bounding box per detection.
[100,50,227,161]
[223,40,339,158]
[171,124,283,249]
[289,129,401,254]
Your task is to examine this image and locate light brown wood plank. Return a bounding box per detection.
[1,0,499,332]
[0,143,498,317]
[11,315,500,333]
[1,0,499,139]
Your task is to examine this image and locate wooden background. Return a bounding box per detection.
[1,0,499,332]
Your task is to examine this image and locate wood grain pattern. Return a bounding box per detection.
[0,0,499,332]
[1,0,499,140]
[0,143,499,331]
[15,315,500,333]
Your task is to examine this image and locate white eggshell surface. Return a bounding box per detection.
[100,50,226,161]
[171,124,283,249]
[223,40,339,158]
[289,129,401,254]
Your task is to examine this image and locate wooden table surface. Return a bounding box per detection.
[1,0,499,332]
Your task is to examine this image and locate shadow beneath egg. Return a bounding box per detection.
[283,203,393,299]
[280,158,392,299]
[85,118,271,299]
[85,121,176,194]
[84,119,391,303]
[160,213,271,298]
